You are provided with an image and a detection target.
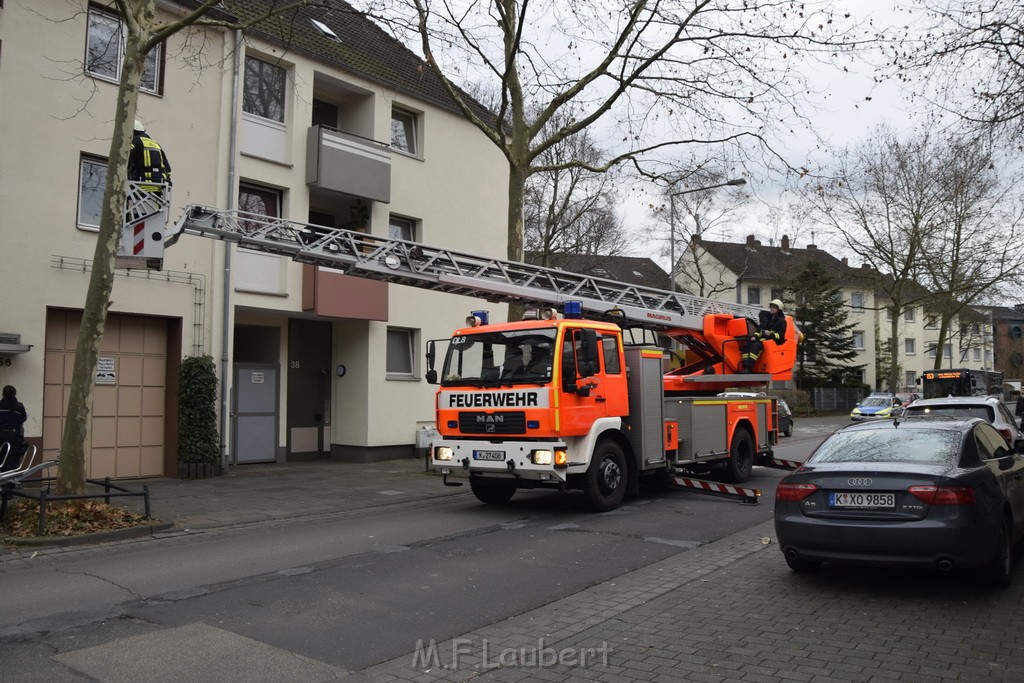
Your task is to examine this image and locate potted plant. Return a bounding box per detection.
[177,355,221,479]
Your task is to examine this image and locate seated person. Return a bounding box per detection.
[524,344,552,376]
[740,299,787,372]
[500,346,526,378]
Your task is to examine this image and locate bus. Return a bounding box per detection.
[920,368,1004,399]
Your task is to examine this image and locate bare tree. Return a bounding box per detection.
[524,120,628,265]
[55,0,332,495]
[919,139,1024,368]
[896,1,1024,143]
[807,126,944,392]
[360,0,859,270]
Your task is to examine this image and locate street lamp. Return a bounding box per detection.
[668,178,746,292]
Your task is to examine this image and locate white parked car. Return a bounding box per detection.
[901,395,1023,451]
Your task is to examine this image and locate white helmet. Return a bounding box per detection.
[133,119,145,131]
[770,298,784,310]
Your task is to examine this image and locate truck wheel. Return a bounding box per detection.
[469,479,515,505]
[583,441,627,512]
[722,428,754,483]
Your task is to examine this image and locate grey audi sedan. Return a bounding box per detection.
[774,418,1024,586]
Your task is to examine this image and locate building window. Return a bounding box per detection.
[771,288,784,302]
[389,216,415,241]
[973,347,982,361]
[386,327,416,377]
[78,155,107,231]
[944,343,952,359]
[852,331,864,350]
[904,338,915,355]
[747,286,761,306]
[886,307,893,321]
[239,183,280,219]
[905,370,916,388]
[86,6,162,94]
[927,344,937,359]
[904,307,915,322]
[925,315,938,329]
[850,292,863,310]
[391,107,418,154]
[243,56,286,123]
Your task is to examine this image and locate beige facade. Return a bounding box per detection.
[0,1,509,475]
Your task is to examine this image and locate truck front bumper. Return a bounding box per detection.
[430,439,569,482]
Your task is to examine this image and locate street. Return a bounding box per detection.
[3,413,1024,681]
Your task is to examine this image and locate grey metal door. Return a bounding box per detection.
[233,364,278,463]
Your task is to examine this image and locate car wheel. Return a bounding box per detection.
[978,515,1013,588]
[583,440,627,512]
[469,478,515,505]
[722,428,754,483]
[784,554,822,572]
[783,423,793,438]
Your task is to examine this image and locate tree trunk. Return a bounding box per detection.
[506,163,528,321]
[56,40,146,495]
[888,315,901,393]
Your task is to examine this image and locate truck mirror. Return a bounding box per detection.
[426,369,438,384]
[579,329,600,378]
[426,340,435,370]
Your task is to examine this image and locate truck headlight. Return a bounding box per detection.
[434,446,454,461]
[531,449,553,465]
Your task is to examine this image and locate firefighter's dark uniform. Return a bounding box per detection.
[740,305,787,372]
[128,129,171,191]
[0,396,27,473]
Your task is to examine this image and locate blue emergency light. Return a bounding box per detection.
[563,300,583,319]
[466,310,489,326]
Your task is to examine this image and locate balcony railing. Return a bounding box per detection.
[306,125,391,203]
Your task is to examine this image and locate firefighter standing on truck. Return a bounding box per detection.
[740,299,787,372]
[128,120,171,192]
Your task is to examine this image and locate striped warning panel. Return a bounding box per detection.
[670,476,761,504]
[763,458,802,470]
[133,221,146,255]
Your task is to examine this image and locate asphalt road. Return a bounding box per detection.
[0,414,847,677]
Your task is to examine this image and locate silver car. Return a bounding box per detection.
[901,395,1023,451]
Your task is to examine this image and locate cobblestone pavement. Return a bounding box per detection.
[356,519,1024,682]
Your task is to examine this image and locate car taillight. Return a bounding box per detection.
[776,482,818,501]
[907,485,975,505]
[997,428,1013,445]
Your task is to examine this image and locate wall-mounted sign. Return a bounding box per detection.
[251,371,265,384]
[96,357,116,385]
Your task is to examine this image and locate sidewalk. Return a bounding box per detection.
[124,457,465,531]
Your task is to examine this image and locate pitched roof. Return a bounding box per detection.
[525,252,670,290]
[211,0,494,124]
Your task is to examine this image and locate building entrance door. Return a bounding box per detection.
[232,364,278,463]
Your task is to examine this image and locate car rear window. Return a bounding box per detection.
[904,405,994,422]
[809,428,961,464]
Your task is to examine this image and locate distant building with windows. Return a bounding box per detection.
[0,1,508,477]
[680,234,994,391]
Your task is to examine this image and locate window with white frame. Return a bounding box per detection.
[391,107,418,154]
[973,347,982,361]
[77,154,107,231]
[852,331,864,350]
[904,307,915,322]
[886,307,893,321]
[747,286,761,306]
[850,292,863,310]
[239,183,280,220]
[389,216,415,241]
[905,338,915,355]
[905,370,916,387]
[243,56,286,123]
[944,343,952,359]
[386,327,417,377]
[925,315,938,329]
[86,6,162,94]
[927,344,937,358]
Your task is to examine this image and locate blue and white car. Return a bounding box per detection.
[850,394,903,421]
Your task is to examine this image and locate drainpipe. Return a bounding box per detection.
[220,29,242,468]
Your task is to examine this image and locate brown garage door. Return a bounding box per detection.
[44,310,168,479]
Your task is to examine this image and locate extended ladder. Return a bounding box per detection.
[167,205,761,333]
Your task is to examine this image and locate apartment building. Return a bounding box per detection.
[0,1,508,477]
[680,234,992,391]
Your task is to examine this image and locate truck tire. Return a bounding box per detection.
[469,478,516,505]
[722,428,754,483]
[583,440,627,512]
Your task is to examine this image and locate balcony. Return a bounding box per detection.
[306,125,391,203]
